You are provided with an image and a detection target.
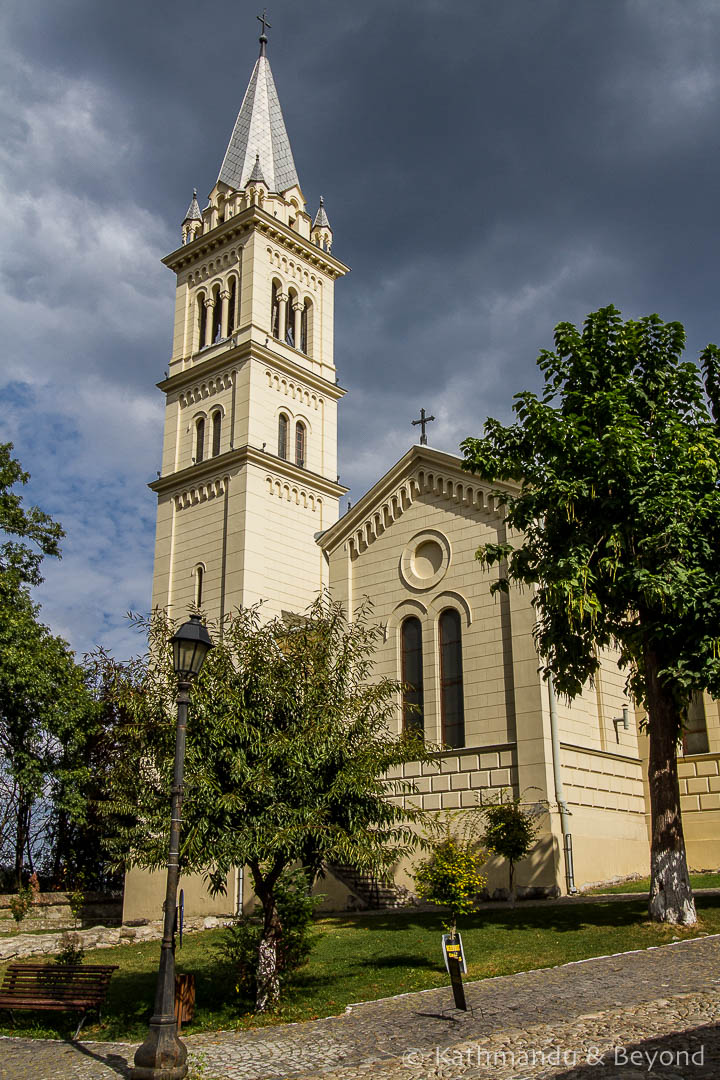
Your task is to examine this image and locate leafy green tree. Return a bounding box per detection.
[413,817,486,937]
[462,306,720,925]
[475,792,543,904]
[0,443,101,889]
[97,597,435,1011]
[0,441,63,593]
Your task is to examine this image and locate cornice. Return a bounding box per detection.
[150,444,348,499]
[163,205,350,279]
[157,336,346,402]
[318,444,512,556]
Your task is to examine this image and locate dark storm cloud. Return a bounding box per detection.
[2,0,720,652]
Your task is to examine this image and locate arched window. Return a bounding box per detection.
[195,417,205,463]
[401,617,424,735]
[227,277,237,336]
[295,421,306,468]
[286,289,297,347]
[271,281,280,339]
[278,413,289,459]
[212,411,222,457]
[212,287,222,343]
[195,566,204,607]
[197,294,207,351]
[439,608,464,748]
[301,299,311,355]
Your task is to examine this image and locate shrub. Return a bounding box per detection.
[477,791,544,902]
[220,868,323,1005]
[414,821,486,937]
[8,885,34,926]
[55,931,85,966]
[68,887,85,927]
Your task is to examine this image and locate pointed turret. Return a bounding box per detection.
[246,153,267,187]
[181,188,203,244]
[216,29,300,195]
[313,196,330,230]
[312,196,333,253]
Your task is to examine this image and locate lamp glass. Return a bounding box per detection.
[171,615,213,679]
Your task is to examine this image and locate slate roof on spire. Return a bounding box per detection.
[246,153,267,186]
[217,48,300,194]
[313,196,331,230]
[183,188,202,224]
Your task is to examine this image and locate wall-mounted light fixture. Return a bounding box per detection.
[613,705,630,741]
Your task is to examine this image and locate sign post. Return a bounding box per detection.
[441,933,471,1014]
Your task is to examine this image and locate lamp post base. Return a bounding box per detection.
[131,1016,188,1080]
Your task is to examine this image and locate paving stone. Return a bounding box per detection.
[0,934,718,1079]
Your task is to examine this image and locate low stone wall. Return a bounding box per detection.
[0,891,122,933]
[0,915,231,962]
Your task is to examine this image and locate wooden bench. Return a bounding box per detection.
[0,962,118,1038]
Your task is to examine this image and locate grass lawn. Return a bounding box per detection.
[1,896,718,1043]
[586,872,720,894]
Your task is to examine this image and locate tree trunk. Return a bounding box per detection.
[255,896,282,1012]
[508,859,516,907]
[644,644,697,926]
[14,790,31,889]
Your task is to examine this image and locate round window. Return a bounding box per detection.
[400,530,451,590]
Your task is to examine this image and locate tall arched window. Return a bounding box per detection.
[197,294,207,351]
[271,282,280,338]
[286,289,297,347]
[195,417,205,463]
[439,608,464,748]
[278,413,289,459]
[212,411,222,457]
[195,566,204,607]
[301,299,311,354]
[227,277,237,335]
[295,421,306,468]
[212,286,222,343]
[401,617,424,735]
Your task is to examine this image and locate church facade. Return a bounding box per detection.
[122,29,719,921]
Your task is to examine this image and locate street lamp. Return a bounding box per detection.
[132,615,213,1080]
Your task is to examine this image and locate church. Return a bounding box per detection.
[122,26,720,921]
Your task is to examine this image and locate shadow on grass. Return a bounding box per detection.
[323,895,720,935]
[355,953,437,970]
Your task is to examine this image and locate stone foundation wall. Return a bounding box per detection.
[0,892,122,933]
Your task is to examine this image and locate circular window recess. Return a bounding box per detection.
[400,530,451,590]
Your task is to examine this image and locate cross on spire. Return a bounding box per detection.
[257,9,271,54]
[412,407,435,446]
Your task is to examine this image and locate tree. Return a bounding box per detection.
[475,791,543,904]
[462,306,720,926]
[97,598,435,1011]
[0,441,63,593]
[0,443,103,891]
[413,815,486,937]
[0,584,95,887]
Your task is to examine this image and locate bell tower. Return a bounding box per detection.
[150,25,349,624]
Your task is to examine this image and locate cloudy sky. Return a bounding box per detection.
[2,0,720,658]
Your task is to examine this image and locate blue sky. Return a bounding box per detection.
[2,0,720,658]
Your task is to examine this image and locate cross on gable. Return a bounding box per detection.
[412,407,436,445]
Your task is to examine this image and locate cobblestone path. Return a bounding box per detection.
[1,934,717,1079]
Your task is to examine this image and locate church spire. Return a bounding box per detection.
[216,19,300,195]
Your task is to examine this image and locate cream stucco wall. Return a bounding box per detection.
[321,446,650,896]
